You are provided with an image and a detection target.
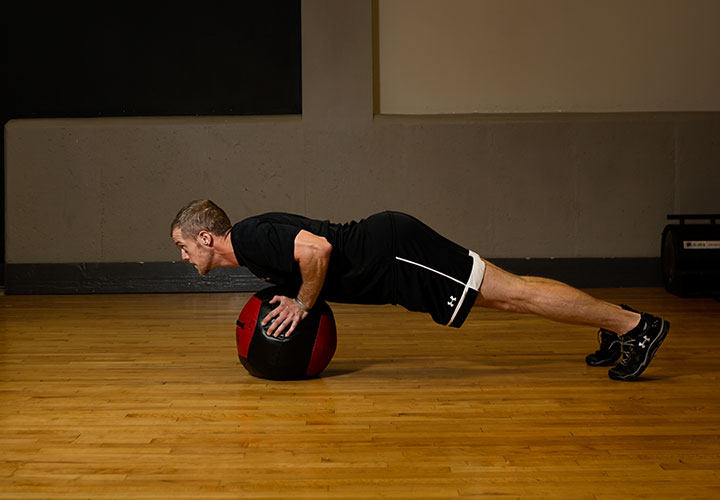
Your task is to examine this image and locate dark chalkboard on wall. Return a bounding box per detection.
[5,1,302,117]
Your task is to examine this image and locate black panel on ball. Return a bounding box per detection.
[241,287,331,380]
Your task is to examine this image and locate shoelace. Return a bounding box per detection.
[594,330,620,355]
[616,335,638,367]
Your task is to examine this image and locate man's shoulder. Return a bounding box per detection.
[236,212,307,225]
[233,213,280,231]
[233,212,318,235]
[230,214,296,262]
[232,213,310,243]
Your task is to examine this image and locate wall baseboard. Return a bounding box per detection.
[3,262,265,295]
[3,258,662,295]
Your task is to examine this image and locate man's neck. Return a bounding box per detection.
[213,232,240,268]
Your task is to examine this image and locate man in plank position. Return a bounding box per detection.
[171,199,669,381]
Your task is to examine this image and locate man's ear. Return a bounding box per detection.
[197,231,213,247]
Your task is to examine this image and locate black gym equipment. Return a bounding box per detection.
[662,214,720,297]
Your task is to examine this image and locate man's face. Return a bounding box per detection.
[172,227,214,275]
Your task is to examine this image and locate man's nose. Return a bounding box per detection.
[181,250,189,261]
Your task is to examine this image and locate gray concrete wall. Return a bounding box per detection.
[5,0,720,265]
[378,0,720,114]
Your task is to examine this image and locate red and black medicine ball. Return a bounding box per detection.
[235,287,337,380]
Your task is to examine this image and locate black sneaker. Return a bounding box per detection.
[586,329,621,366]
[608,312,670,381]
[585,304,637,367]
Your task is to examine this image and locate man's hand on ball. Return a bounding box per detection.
[261,295,309,338]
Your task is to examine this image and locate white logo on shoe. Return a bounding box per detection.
[448,296,457,307]
[639,335,651,348]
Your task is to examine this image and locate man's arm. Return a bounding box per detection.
[262,230,332,337]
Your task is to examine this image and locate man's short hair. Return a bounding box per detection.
[171,199,232,238]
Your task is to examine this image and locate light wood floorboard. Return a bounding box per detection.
[1,288,718,499]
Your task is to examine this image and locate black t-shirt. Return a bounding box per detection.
[231,212,396,304]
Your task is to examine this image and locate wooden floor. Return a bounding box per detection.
[1,288,719,499]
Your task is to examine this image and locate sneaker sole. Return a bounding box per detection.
[585,353,622,367]
[609,319,670,381]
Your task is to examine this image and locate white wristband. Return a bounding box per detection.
[295,298,311,312]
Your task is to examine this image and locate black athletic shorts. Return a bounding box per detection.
[389,212,486,328]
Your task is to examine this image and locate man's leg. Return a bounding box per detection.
[474,259,670,381]
[474,260,641,334]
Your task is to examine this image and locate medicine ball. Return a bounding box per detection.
[235,287,337,380]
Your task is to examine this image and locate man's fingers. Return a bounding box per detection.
[265,310,283,335]
[271,315,294,337]
[260,296,304,337]
[261,309,277,326]
[265,304,290,336]
[261,297,286,326]
[284,319,298,337]
[276,317,298,338]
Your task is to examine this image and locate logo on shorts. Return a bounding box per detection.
[448,296,457,307]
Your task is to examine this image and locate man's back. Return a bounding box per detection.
[231,212,396,304]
